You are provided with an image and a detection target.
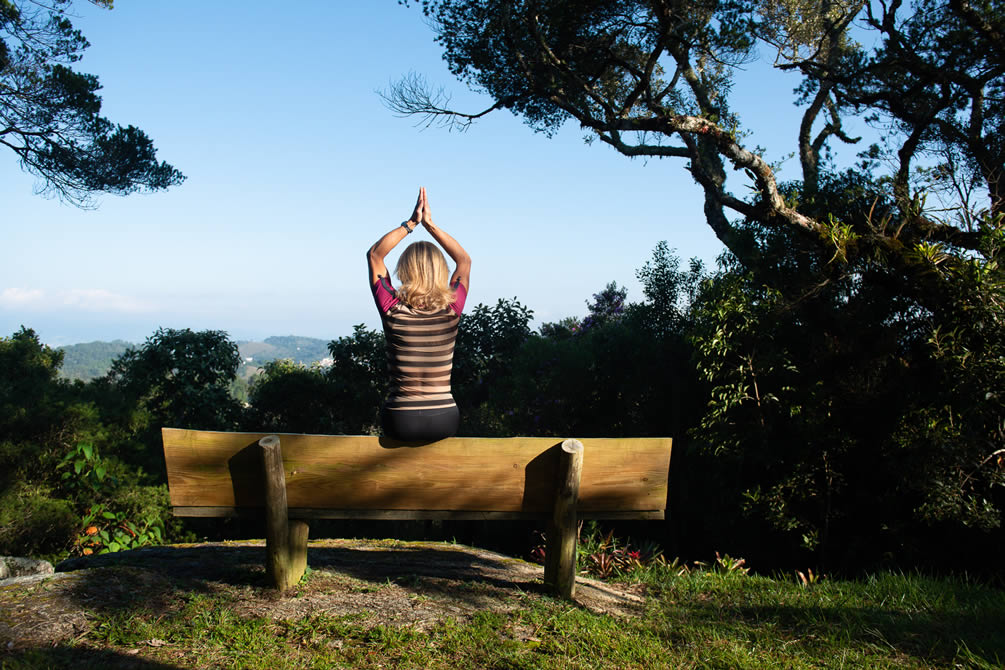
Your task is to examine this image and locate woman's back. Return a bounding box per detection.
[375,278,466,411]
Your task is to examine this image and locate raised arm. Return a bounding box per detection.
[419,187,471,290]
[368,190,422,286]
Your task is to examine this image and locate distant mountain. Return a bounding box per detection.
[238,335,330,367]
[58,340,133,382]
[56,336,332,383]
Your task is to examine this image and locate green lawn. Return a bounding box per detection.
[3,566,1002,669]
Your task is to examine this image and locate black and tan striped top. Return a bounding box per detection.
[373,277,467,411]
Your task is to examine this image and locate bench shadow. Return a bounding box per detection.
[307,545,551,596]
[228,440,266,507]
[54,541,549,618]
[2,646,183,670]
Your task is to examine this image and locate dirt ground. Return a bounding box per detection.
[0,539,646,651]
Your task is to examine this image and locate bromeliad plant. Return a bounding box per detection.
[531,524,756,582]
[580,526,663,579]
[530,523,672,579]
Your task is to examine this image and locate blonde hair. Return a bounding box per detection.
[395,241,456,311]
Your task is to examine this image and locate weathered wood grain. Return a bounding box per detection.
[162,429,671,515]
[169,507,665,520]
[545,439,583,598]
[261,436,304,590]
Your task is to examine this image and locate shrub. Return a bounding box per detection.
[0,483,78,559]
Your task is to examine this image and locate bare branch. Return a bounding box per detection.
[379,72,516,131]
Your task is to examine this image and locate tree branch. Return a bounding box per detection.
[379,72,517,131]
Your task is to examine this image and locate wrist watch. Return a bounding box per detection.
[401,220,414,234]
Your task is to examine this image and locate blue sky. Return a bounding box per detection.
[1,1,856,346]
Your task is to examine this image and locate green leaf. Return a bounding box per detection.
[101,511,116,519]
[94,467,106,480]
[74,459,84,474]
[81,443,93,460]
[107,542,121,552]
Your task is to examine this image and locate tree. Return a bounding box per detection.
[102,328,242,434]
[247,359,341,435]
[453,297,534,430]
[581,281,627,330]
[388,0,997,269]
[817,0,1004,219]
[0,329,79,556]
[0,326,69,444]
[389,1,1005,568]
[1,0,184,206]
[325,324,388,433]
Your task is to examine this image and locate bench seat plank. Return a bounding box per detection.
[162,429,671,516]
[170,506,665,520]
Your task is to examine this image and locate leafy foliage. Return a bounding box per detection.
[58,442,167,556]
[386,0,1005,573]
[685,205,1005,569]
[326,324,389,434]
[0,326,73,444]
[0,328,172,559]
[0,0,184,205]
[101,327,243,433]
[246,359,342,435]
[452,298,534,434]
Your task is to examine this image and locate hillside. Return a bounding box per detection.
[239,335,330,367]
[56,335,331,383]
[57,340,133,381]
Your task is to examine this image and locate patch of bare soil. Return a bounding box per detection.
[0,539,645,651]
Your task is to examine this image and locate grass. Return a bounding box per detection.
[3,565,1003,669]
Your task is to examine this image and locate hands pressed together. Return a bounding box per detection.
[406,186,434,230]
[368,185,469,290]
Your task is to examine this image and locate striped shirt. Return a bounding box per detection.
[372,277,467,411]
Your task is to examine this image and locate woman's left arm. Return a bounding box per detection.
[368,190,422,286]
[419,187,471,290]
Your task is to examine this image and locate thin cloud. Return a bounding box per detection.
[0,288,154,314]
[0,288,45,306]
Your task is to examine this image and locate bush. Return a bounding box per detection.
[0,484,78,559]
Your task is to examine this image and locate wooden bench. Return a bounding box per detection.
[161,428,672,598]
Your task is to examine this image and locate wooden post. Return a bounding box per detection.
[288,519,310,583]
[544,438,583,599]
[260,435,308,590]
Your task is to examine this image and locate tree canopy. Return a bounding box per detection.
[388,0,1002,271]
[388,0,1005,568]
[0,0,183,206]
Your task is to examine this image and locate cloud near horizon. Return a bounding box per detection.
[0,288,154,314]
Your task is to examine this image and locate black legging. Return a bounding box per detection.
[381,405,460,442]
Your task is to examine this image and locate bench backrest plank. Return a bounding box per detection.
[162,428,671,516]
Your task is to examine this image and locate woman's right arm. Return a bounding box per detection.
[368,190,422,286]
[419,187,471,290]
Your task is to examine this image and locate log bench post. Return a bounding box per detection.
[544,438,583,599]
[260,435,309,590]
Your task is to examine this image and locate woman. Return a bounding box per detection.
[367,187,471,441]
